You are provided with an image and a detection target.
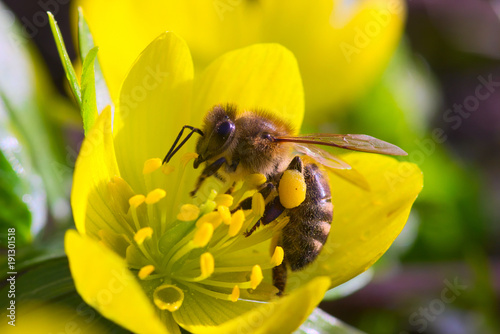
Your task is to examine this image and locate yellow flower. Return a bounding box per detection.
[67,32,422,333]
[73,0,405,118]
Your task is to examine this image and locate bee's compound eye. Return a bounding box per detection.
[262,133,273,141]
[216,121,234,139]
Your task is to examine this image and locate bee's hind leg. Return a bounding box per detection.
[244,196,285,237]
[272,260,288,296]
[284,155,304,174]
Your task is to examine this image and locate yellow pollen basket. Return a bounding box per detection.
[278,170,307,209]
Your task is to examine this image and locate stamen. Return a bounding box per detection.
[252,192,265,217]
[145,188,166,204]
[177,204,200,221]
[138,265,155,279]
[196,212,223,229]
[230,285,240,302]
[246,173,267,187]
[250,265,263,289]
[143,158,162,174]
[181,152,199,167]
[270,246,284,267]
[215,194,234,207]
[278,170,306,209]
[193,223,214,247]
[153,284,184,311]
[162,164,175,175]
[200,252,215,277]
[129,194,145,208]
[134,227,153,245]
[228,210,245,237]
[218,205,231,225]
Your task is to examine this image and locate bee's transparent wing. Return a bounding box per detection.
[277,134,407,156]
[294,144,351,170]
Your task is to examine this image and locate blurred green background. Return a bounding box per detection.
[0,1,498,333]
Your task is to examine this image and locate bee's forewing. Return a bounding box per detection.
[277,134,408,156]
[294,144,351,170]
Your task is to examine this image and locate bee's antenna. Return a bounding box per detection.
[163,125,204,164]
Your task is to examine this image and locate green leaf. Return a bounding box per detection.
[81,47,99,134]
[295,308,365,334]
[0,150,31,246]
[0,5,69,221]
[48,11,82,106]
[78,7,113,115]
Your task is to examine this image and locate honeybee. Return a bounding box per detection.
[163,104,406,295]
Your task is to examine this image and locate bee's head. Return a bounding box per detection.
[194,105,237,169]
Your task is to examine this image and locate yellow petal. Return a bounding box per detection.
[75,0,403,117]
[72,1,261,100]
[288,153,422,290]
[193,44,304,131]
[64,230,170,334]
[179,276,330,334]
[71,107,121,236]
[113,32,194,195]
[260,0,405,117]
[2,302,108,334]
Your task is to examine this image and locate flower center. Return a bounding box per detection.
[100,154,287,312]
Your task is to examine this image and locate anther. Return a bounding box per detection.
[162,164,175,175]
[196,212,223,229]
[200,252,215,277]
[246,174,267,187]
[193,223,213,247]
[228,210,245,237]
[181,152,199,167]
[177,204,200,221]
[138,265,155,279]
[129,194,145,208]
[252,192,265,217]
[143,158,162,174]
[145,189,166,204]
[218,205,231,225]
[250,265,263,289]
[270,246,284,267]
[215,194,234,208]
[134,227,153,245]
[230,285,240,302]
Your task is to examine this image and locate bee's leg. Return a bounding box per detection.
[245,157,303,236]
[285,155,304,173]
[244,196,285,237]
[231,183,275,213]
[272,260,288,296]
[227,159,239,173]
[190,157,226,196]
